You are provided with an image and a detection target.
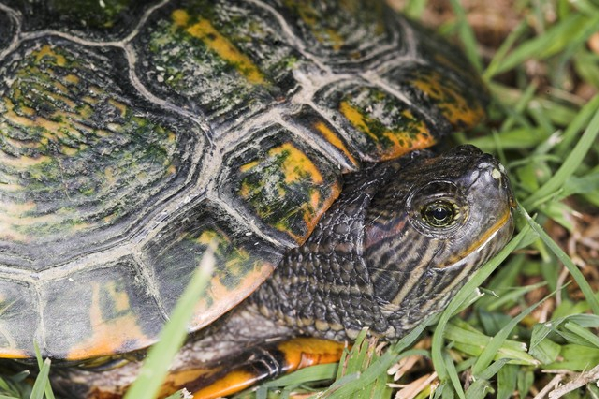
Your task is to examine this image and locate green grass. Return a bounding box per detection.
[2,0,598,398]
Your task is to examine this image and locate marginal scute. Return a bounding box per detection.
[142,201,280,330]
[41,259,163,360]
[0,280,38,358]
[410,68,484,129]
[0,40,201,269]
[382,64,485,131]
[315,82,436,162]
[407,20,488,128]
[221,126,341,246]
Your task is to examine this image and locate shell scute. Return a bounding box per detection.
[221,126,342,247]
[142,201,279,331]
[4,0,148,40]
[0,280,37,358]
[407,21,488,129]
[315,82,437,162]
[381,64,486,131]
[274,0,400,69]
[41,259,163,360]
[0,39,203,269]
[134,0,300,131]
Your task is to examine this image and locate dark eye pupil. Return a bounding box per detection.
[432,206,448,221]
[422,202,455,227]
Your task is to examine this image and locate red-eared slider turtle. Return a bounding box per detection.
[0,0,514,397]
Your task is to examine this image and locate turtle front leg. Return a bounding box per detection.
[163,338,345,399]
[58,337,345,399]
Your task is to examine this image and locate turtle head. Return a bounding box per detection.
[364,145,514,337]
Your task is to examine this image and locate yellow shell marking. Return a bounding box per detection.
[191,264,275,329]
[172,9,265,85]
[239,160,259,173]
[411,71,484,129]
[313,121,357,166]
[268,143,323,184]
[290,1,345,49]
[67,281,150,360]
[197,230,252,280]
[339,101,435,161]
[64,73,80,85]
[35,45,67,66]
[339,101,376,141]
[321,29,344,50]
[196,229,221,246]
[238,142,340,243]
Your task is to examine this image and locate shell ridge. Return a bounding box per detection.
[395,13,418,59]
[124,42,215,139]
[32,283,46,357]
[0,3,20,61]
[121,0,173,44]
[131,252,171,324]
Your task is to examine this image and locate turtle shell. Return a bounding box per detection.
[0,0,486,360]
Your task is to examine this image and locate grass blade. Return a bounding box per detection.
[492,15,588,75]
[124,246,215,399]
[472,297,545,376]
[448,0,482,72]
[32,343,53,399]
[523,94,599,209]
[322,321,429,399]
[28,359,50,399]
[264,364,337,388]
[432,221,532,382]
[521,208,599,314]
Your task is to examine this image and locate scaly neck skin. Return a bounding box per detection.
[251,161,399,340]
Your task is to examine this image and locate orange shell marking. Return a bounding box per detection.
[187,230,276,329]
[66,282,153,360]
[313,120,358,166]
[172,9,265,85]
[238,142,341,244]
[411,71,485,129]
[339,101,436,161]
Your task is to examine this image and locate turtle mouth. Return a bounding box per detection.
[437,153,515,269]
[440,206,514,269]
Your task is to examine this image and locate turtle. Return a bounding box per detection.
[0,0,515,397]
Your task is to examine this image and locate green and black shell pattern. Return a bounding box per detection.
[0,0,486,360]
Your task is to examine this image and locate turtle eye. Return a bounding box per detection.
[422,201,457,227]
